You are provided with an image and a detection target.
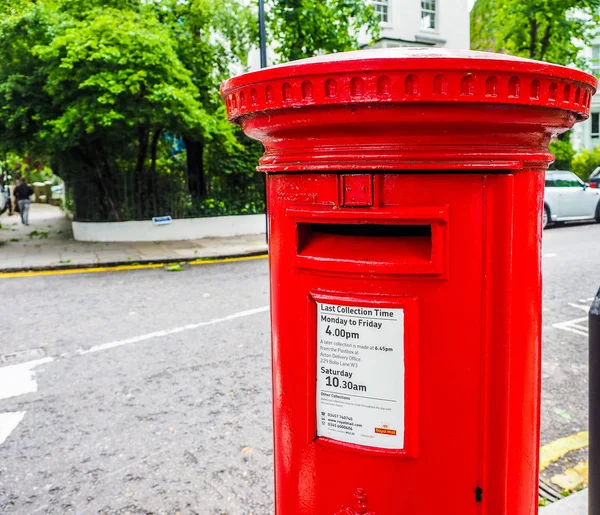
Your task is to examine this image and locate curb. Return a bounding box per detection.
[0,250,269,276]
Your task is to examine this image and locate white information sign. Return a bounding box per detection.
[316,301,404,449]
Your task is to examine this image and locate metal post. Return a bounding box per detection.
[258,0,267,69]
[590,288,600,515]
[258,0,268,243]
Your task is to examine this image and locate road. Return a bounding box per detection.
[540,221,600,487]
[542,222,599,446]
[0,258,273,514]
[0,222,599,513]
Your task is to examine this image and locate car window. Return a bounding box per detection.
[554,173,583,188]
[545,176,556,187]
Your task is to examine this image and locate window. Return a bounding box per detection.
[544,175,556,187]
[421,0,437,30]
[372,0,389,23]
[592,45,600,76]
[554,173,584,188]
[592,112,599,139]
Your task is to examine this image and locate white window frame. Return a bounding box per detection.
[372,0,390,25]
[592,112,600,140]
[420,0,437,32]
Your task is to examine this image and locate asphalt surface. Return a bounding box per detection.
[539,221,599,486]
[1,259,272,514]
[0,221,598,514]
[541,222,600,445]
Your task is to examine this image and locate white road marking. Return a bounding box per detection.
[0,357,54,401]
[568,302,591,313]
[0,411,26,445]
[0,307,269,447]
[553,317,589,337]
[78,305,270,355]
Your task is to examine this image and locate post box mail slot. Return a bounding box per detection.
[291,206,448,275]
[222,49,597,515]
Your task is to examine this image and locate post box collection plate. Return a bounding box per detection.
[316,301,405,449]
[222,48,598,514]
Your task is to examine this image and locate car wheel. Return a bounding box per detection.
[596,200,600,223]
[543,206,550,229]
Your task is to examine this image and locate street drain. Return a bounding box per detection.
[539,478,564,505]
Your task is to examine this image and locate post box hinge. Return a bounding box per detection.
[475,486,483,503]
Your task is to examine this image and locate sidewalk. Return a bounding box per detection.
[541,489,587,514]
[0,204,267,272]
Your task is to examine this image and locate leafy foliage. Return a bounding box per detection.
[267,0,380,62]
[549,132,576,170]
[0,0,255,220]
[0,0,382,221]
[150,0,258,199]
[154,0,257,110]
[471,0,600,67]
[38,8,206,147]
[2,152,57,184]
[572,147,600,181]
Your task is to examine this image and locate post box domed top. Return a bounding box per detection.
[221,48,597,172]
[221,48,597,123]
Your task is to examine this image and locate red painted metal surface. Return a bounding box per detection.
[221,49,597,515]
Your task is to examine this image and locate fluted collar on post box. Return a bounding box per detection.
[220,48,597,172]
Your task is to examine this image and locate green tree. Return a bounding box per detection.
[0,2,207,220]
[43,7,208,220]
[471,0,600,67]
[572,147,600,181]
[267,0,380,62]
[0,0,262,220]
[150,0,258,199]
[0,0,381,221]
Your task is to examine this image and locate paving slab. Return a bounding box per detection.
[541,489,587,514]
[0,204,267,271]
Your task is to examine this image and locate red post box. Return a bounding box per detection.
[221,49,596,514]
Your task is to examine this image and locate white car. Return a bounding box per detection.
[544,170,600,229]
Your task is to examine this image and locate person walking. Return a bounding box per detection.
[14,178,33,225]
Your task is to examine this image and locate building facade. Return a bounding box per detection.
[248,1,471,71]
[367,0,470,50]
[572,39,600,152]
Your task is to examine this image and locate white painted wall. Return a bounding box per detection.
[437,0,471,48]
[377,0,469,49]
[72,214,266,243]
[247,0,471,71]
[572,94,600,152]
[363,0,469,49]
[572,36,600,152]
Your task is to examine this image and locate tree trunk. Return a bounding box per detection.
[150,128,162,214]
[150,129,162,176]
[94,164,121,222]
[135,126,150,177]
[529,18,538,59]
[538,24,553,62]
[184,137,206,199]
[135,125,150,218]
[69,144,121,222]
[94,141,121,222]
